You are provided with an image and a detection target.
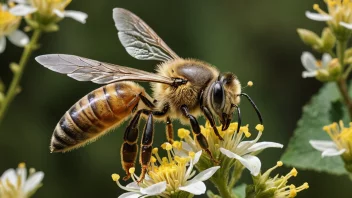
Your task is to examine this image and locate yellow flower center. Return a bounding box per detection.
[29,0,71,16]
[323,121,352,155]
[0,5,21,36]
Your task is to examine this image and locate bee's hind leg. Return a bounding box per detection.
[180,105,219,164]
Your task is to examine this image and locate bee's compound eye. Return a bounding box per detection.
[213,81,225,109]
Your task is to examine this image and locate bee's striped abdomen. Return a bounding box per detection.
[50,82,144,152]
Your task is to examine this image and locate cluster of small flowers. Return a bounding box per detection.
[0,163,44,198]
[112,122,309,197]
[0,0,87,54]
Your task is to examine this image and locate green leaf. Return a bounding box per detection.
[232,184,246,198]
[281,82,348,175]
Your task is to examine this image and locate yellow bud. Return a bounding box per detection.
[303,182,309,189]
[18,162,26,168]
[152,148,159,154]
[247,81,253,87]
[255,124,264,132]
[291,168,298,177]
[297,29,321,49]
[277,161,283,167]
[178,128,190,139]
[151,156,157,163]
[313,4,319,10]
[172,141,182,149]
[165,143,173,151]
[321,28,336,52]
[289,185,297,197]
[189,151,195,158]
[111,174,120,181]
[129,167,135,174]
[327,58,341,80]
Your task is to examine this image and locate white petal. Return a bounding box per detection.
[247,142,283,153]
[301,52,318,71]
[193,150,202,165]
[302,71,317,78]
[305,11,332,21]
[140,181,166,195]
[126,182,139,190]
[1,169,17,187]
[309,140,338,152]
[17,167,27,189]
[220,148,261,176]
[63,10,88,24]
[23,171,44,193]
[9,4,37,16]
[0,36,6,53]
[179,181,206,195]
[7,30,29,47]
[54,9,88,24]
[322,148,346,157]
[340,22,352,30]
[118,192,143,198]
[187,166,220,184]
[321,53,332,68]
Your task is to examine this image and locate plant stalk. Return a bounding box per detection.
[0,29,42,127]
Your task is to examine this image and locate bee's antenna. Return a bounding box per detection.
[238,93,263,124]
[233,104,241,133]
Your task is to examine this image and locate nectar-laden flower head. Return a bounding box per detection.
[249,161,309,198]
[9,0,87,24]
[0,3,29,53]
[310,121,352,164]
[306,0,352,39]
[177,122,283,176]
[0,162,44,198]
[112,144,220,197]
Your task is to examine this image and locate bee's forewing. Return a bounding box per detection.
[113,8,180,62]
[35,54,175,85]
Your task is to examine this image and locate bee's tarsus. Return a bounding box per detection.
[202,106,224,141]
[233,104,241,133]
[166,117,174,144]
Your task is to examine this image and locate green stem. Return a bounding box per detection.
[343,64,352,79]
[336,40,352,120]
[0,29,42,127]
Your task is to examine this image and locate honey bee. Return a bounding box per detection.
[35,8,262,181]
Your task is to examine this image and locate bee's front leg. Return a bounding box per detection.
[180,105,218,164]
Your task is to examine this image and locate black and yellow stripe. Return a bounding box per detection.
[50,82,144,152]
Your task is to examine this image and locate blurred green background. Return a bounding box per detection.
[0,0,350,197]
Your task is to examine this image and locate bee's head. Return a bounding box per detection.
[208,72,262,131]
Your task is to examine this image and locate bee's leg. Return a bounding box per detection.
[138,113,154,183]
[180,105,218,163]
[136,105,169,182]
[121,111,142,180]
[198,90,223,141]
[202,106,224,141]
[166,117,174,144]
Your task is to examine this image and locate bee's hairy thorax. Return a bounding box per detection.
[152,58,219,121]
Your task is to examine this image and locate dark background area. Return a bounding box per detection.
[0,0,350,197]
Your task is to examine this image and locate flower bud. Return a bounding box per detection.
[297,28,322,50]
[321,28,336,52]
[327,58,342,80]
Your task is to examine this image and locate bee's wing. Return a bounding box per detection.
[113,8,180,62]
[35,54,175,85]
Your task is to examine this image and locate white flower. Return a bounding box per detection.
[309,140,345,157]
[178,123,283,177]
[9,0,88,24]
[0,4,29,53]
[112,149,220,197]
[306,2,352,30]
[309,121,352,159]
[0,163,44,198]
[301,52,332,78]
